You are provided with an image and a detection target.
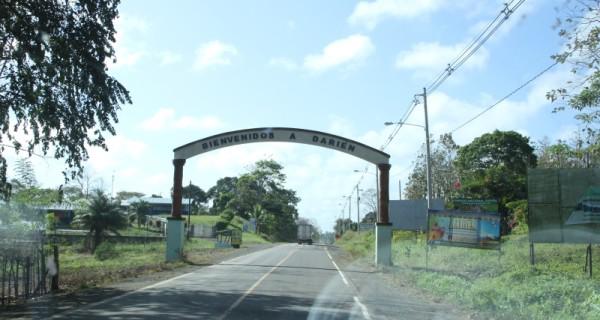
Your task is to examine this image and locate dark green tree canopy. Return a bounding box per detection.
[456,130,537,174]
[456,130,536,214]
[0,0,131,198]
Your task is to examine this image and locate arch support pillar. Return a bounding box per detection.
[167,159,186,262]
[376,163,392,266]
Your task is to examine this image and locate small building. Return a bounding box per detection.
[121,196,192,215]
[37,203,77,228]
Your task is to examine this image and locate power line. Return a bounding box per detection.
[345,0,528,204]
[427,0,526,94]
[450,61,559,133]
[379,0,527,154]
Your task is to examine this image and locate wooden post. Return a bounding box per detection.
[171,159,186,219]
[530,242,535,266]
[51,245,59,292]
[25,257,31,298]
[377,163,391,224]
[586,243,592,278]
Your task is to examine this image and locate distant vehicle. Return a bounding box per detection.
[297,224,313,245]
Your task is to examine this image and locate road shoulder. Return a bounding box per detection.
[327,245,474,320]
[0,243,278,320]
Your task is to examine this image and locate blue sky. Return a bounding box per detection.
[6,0,584,231]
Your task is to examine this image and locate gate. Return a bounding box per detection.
[0,233,53,305]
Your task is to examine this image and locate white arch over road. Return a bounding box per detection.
[173,127,390,165]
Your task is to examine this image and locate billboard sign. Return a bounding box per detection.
[389,199,444,231]
[428,199,501,250]
[528,169,600,243]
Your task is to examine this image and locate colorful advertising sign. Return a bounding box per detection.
[428,199,501,250]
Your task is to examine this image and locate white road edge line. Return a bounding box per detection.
[324,247,349,286]
[217,248,297,320]
[354,296,373,320]
[50,244,286,319]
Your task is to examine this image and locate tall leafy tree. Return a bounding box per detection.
[115,191,145,202]
[455,130,537,215]
[405,133,460,201]
[548,1,600,142]
[14,158,37,188]
[0,0,131,199]
[207,177,238,215]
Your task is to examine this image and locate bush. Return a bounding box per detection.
[94,241,118,261]
[220,209,235,222]
[215,220,229,231]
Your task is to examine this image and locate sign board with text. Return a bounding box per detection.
[428,199,501,250]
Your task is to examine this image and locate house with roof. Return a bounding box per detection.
[121,196,192,215]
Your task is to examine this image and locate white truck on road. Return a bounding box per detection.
[297,224,313,245]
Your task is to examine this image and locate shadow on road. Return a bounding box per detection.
[3,285,358,320]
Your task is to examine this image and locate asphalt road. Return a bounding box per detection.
[41,244,465,320]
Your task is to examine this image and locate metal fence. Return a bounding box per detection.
[0,237,53,305]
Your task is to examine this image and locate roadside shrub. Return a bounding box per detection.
[94,242,118,261]
[220,209,235,222]
[215,220,229,231]
[506,200,528,234]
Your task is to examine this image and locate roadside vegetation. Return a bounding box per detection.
[337,230,600,320]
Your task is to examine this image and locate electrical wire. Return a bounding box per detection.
[343,0,529,205]
[427,0,527,94]
[450,61,558,133]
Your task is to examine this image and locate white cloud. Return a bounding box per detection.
[395,41,489,73]
[159,51,182,65]
[140,108,175,131]
[303,34,375,72]
[268,57,298,71]
[140,108,225,131]
[193,41,238,70]
[88,136,147,171]
[174,115,223,130]
[348,0,443,30]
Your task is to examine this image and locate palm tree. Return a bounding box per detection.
[130,200,150,228]
[250,204,266,234]
[72,190,127,252]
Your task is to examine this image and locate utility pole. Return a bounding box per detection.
[348,195,352,231]
[399,179,402,200]
[356,185,361,233]
[187,180,192,239]
[422,87,433,209]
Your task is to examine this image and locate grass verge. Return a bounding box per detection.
[336,230,600,320]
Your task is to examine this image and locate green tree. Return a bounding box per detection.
[0,0,132,199]
[250,204,266,234]
[455,130,537,229]
[405,133,460,201]
[14,158,37,188]
[182,183,207,214]
[207,177,238,215]
[116,191,145,202]
[130,200,150,228]
[12,187,59,206]
[72,190,127,252]
[548,1,600,141]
